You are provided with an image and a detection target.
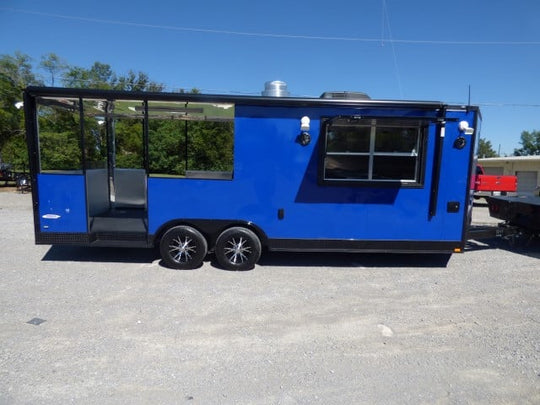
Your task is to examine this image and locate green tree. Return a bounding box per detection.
[0,52,40,169]
[114,70,164,92]
[477,138,498,158]
[0,51,170,173]
[37,105,82,170]
[0,73,22,152]
[0,51,39,89]
[63,62,115,89]
[114,118,144,168]
[63,62,165,91]
[148,120,186,175]
[513,130,540,156]
[188,121,233,172]
[40,53,67,86]
[1,134,28,171]
[39,131,82,170]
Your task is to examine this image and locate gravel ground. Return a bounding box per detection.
[0,189,538,404]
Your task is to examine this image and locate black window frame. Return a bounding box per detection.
[319,116,429,188]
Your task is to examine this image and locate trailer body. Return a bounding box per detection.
[24,86,480,269]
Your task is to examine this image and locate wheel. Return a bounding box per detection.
[159,225,208,269]
[215,227,262,271]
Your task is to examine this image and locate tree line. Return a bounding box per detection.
[478,132,540,158]
[1,51,539,172]
[0,52,231,174]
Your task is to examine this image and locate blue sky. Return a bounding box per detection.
[1,0,539,155]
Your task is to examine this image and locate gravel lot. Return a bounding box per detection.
[0,189,538,404]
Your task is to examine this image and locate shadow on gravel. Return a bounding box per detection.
[42,240,539,269]
[465,239,498,252]
[466,236,540,259]
[42,245,158,264]
[473,200,489,208]
[258,251,452,268]
[42,246,452,269]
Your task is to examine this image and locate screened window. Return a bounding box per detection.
[110,100,144,169]
[34,95,234,180]
[82,99,107,170]
[37,97,82,172]
[322,117,426,185]
[148,100,234,179]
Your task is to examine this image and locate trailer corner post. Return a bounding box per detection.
[429,119,446,219]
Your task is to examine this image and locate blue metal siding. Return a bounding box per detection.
[148,105,477,243]
[436,110,479,239]
[37,174,88,233]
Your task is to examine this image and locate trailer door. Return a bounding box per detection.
[33,96,88,235]
[83,98,148,240]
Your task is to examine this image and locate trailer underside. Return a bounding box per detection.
[486,195,540,234]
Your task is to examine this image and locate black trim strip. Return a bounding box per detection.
[25,86,480,111]
[37,232,462,254]
[143,100,149,174]
[429,115,446,218]
[267,238,463,253]
[24,91,42,240]
[78,97,86,173]
[36,231,151,247]
[459,112,480,244]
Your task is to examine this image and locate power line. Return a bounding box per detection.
[3,7,540,46]
[475,102,540,108]
[381,0,403,98]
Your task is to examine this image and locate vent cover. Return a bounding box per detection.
[320,91,370,100]
[262,81,290,97]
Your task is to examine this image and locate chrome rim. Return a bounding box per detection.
[224,237,252,264]
[169,235,196,263]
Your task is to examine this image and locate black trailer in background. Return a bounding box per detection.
[487,194,540,235]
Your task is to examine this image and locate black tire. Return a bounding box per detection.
[159,225,208,269]
[215,227,262,271]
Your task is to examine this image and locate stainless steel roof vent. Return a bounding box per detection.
[262,81,290,97]
[320,91,371,100]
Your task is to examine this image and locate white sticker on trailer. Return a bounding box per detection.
[42,214,61,219]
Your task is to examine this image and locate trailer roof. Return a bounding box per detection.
[25,86,479,112]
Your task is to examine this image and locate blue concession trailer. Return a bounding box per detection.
[24,85,480,270]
